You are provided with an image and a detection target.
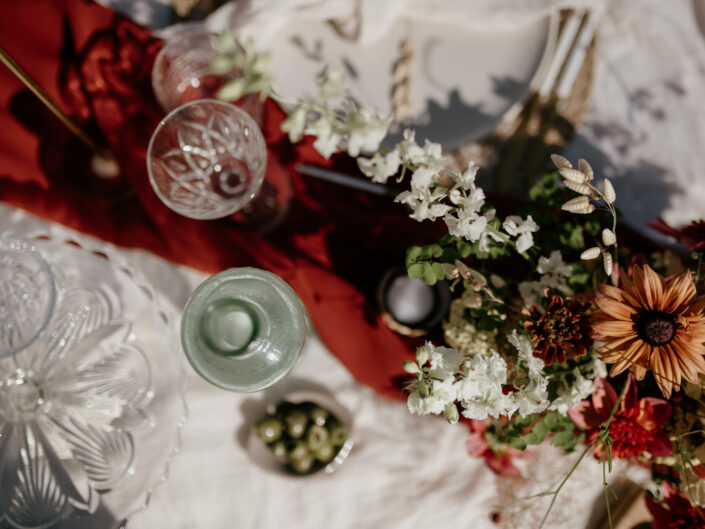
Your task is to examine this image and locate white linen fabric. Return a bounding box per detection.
[0,204,611,529]
[207,0,606,44]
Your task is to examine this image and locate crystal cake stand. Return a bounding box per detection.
[0,234,187,529]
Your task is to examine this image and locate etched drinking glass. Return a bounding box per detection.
[180,267,307,392]
[152,30,232,113]
[147,99,268,220]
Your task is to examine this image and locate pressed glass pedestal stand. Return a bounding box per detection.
[181,268,306,392]
[0,235,187,529]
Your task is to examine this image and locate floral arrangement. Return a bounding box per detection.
[215,38,705,528]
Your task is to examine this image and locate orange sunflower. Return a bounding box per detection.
[591,264,705,398]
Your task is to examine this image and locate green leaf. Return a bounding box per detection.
[432,262,445,281]
[429,244,443,258]
[514,415,533,429]
[544,413,559,431]
[457,241,472,258]
[406,246,423,266]
[509,437,528,450]
[551,431,576,449]
[441,247,458,263]
[408,263,424,279]
[422,262,438,285]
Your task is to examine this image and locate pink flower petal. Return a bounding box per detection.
[592,378,618,419]
[568,401,602,430]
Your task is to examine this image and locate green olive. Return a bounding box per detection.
[289,453,315,474]
[314,442,336,463]
[285,409,309,439]
[254,416,283,443]
[270,440,288,461]
[306,424,329,451]
[309,406,329,426]
[326,419,348,446]
[288,441,310,461]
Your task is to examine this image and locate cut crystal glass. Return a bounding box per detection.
[147,99,268,220]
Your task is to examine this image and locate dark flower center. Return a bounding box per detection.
[637,310,676,346]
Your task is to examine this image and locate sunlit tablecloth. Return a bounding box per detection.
[0,203,616,528]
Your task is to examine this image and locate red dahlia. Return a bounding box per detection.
[524,296,593,366]
[568,374,672,459]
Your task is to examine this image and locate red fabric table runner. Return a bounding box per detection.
[0,0,441,400]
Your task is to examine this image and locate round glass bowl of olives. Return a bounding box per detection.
[249,391,353,476]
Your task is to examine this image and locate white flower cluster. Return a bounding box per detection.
[405,338,552,424]
[518,250,573,308]
[507,330,550,417]
[213,37,273,102]
[442,295,498,356]
[281,69,391,159]
[280,67,539,253]
[547,355,607,415]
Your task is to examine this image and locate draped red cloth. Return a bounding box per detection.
[0,0,440,399]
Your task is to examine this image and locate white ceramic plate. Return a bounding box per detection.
[267,15,558,149]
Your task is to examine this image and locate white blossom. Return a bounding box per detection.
[537,251,572,277]
[281,106,307,143]
[508,330,543,378]
[548,356,606,414]
[455,162,479,189]
[410,166,437,190]
[395,186,451,222]
[346,109,390,156]
[518,280,544,309]
[513,377,550,416]
[357,149,401,184]
[458,351,515,420]
[306,118,342,159]
[503,215,539,253]
[476,211,505,253]
[425,343,464,380]
[407,377,457,416]
[398,130,445,169]
[398,129,426,164]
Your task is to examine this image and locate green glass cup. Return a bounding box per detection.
[181,268,306,392]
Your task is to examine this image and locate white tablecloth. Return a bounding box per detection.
[13,0,703,525]
[0,205,614,528]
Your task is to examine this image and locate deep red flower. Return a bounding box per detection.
[646,483,705,529]
[568,374,672,459]
[466,419,523,478]
[649,217,705,251]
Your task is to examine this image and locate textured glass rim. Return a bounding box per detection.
[181,267,307,392]
[0,237,57,359]
[2,230,190,526]
[146,99,268,220]
[151,29,219,113]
